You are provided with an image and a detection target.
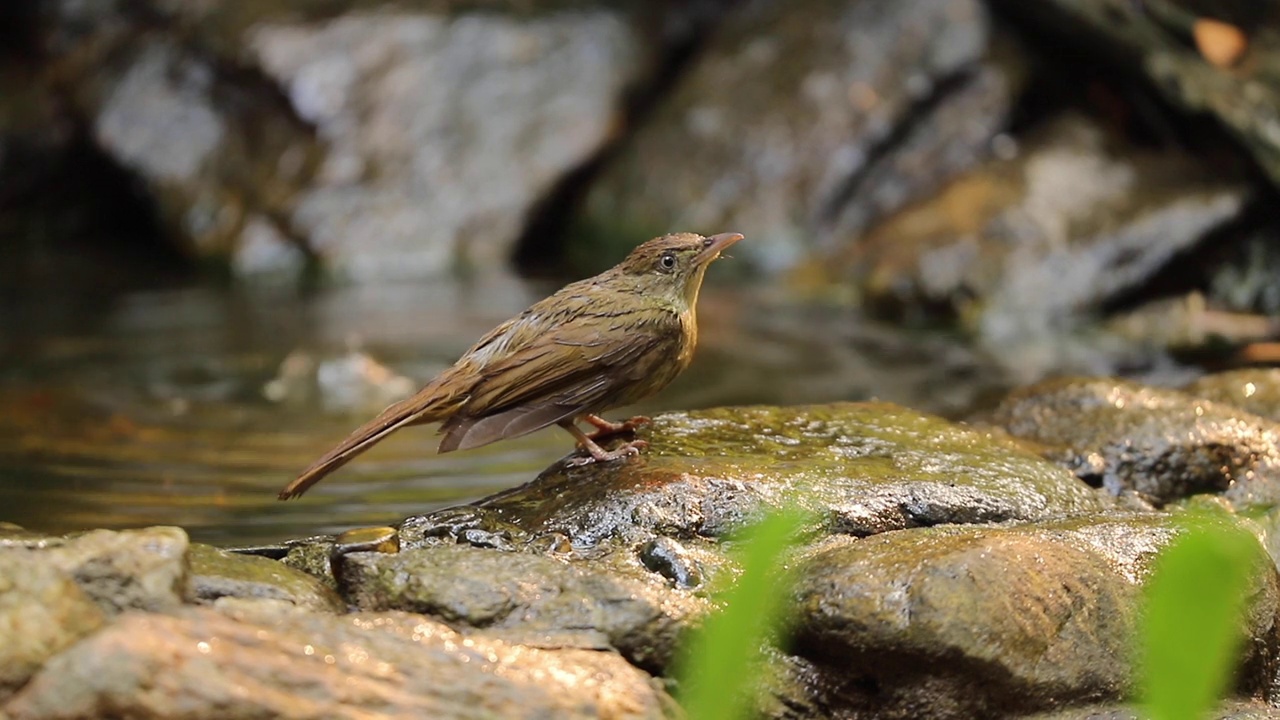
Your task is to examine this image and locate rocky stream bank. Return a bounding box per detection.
[8,369,1280,718]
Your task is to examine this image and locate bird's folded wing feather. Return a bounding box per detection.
[437,316,678,452]
[466,319,674,413]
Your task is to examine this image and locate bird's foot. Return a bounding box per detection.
[584,414,651,440]
[565,439,649,467]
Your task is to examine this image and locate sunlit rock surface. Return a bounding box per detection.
[0,526,188,616]
[1185,368,1280,423]
[338,543,705,671]
[0,555,106,703]
[4,604,676,720]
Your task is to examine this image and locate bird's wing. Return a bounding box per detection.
[438,314,679,452]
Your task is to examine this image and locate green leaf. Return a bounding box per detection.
[674,507,810,720]
[1140,514,1259,720]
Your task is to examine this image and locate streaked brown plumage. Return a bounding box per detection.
[278,231,743,500]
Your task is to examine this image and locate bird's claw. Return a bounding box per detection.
[585,414,652,440]
[566,439,648,467]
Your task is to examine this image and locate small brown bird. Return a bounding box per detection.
[278,231,743,500]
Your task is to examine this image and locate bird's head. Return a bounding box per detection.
[614,232,743,308]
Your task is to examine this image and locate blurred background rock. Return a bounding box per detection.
[5,0,1279,309]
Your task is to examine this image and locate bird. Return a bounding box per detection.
[278,231,743,500]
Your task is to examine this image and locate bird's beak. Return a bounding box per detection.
[695,232,744,265]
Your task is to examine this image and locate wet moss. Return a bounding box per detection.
[449,402,1102,550]
[189,543,344,612]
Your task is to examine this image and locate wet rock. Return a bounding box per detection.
[401,505,531,551]
[437,403,1103,548]
[187,543,345,612]
[1185,369,1280,422]
[990,377,1280,507]
[0,526,188,616]
[578,0,1015,273]
[263,536,336,589]
[339,544,708,670]
[2,605,677,720]
[639,537,704,589]
[788,513,1279,719]
[843,114,1247,340]
[0,554,106,702]
[992,0,1280,189]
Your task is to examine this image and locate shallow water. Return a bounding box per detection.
[0,274,1007,545]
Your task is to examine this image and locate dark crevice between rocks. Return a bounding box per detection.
[813,66,982,247]
[787,643,1056,720]
[993,0,1246,157]
[0,2,39,60]
[1099,198,1279,314]
[0,136,192,295]
[990,0,1266,167]
[1094,196,1280,373]
[512,1,746,277]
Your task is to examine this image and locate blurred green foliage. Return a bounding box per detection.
[1140,512,1259,720]
[673,507,810,720]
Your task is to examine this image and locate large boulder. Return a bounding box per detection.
[575,0,1017,273]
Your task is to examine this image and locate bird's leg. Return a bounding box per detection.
[583,413,651,441]
[559,420,648,467]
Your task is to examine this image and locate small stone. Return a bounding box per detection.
[1193,19,1248,69]
[639,537,703,589]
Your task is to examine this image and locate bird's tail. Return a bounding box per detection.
[277,384,452,500]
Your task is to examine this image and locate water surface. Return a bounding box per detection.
[0,274,1005,545]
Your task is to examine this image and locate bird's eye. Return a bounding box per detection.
[658,252,677,271]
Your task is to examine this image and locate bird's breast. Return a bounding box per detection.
[676,309,697,370]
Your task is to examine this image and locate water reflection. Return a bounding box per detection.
[0,276,1005,545]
